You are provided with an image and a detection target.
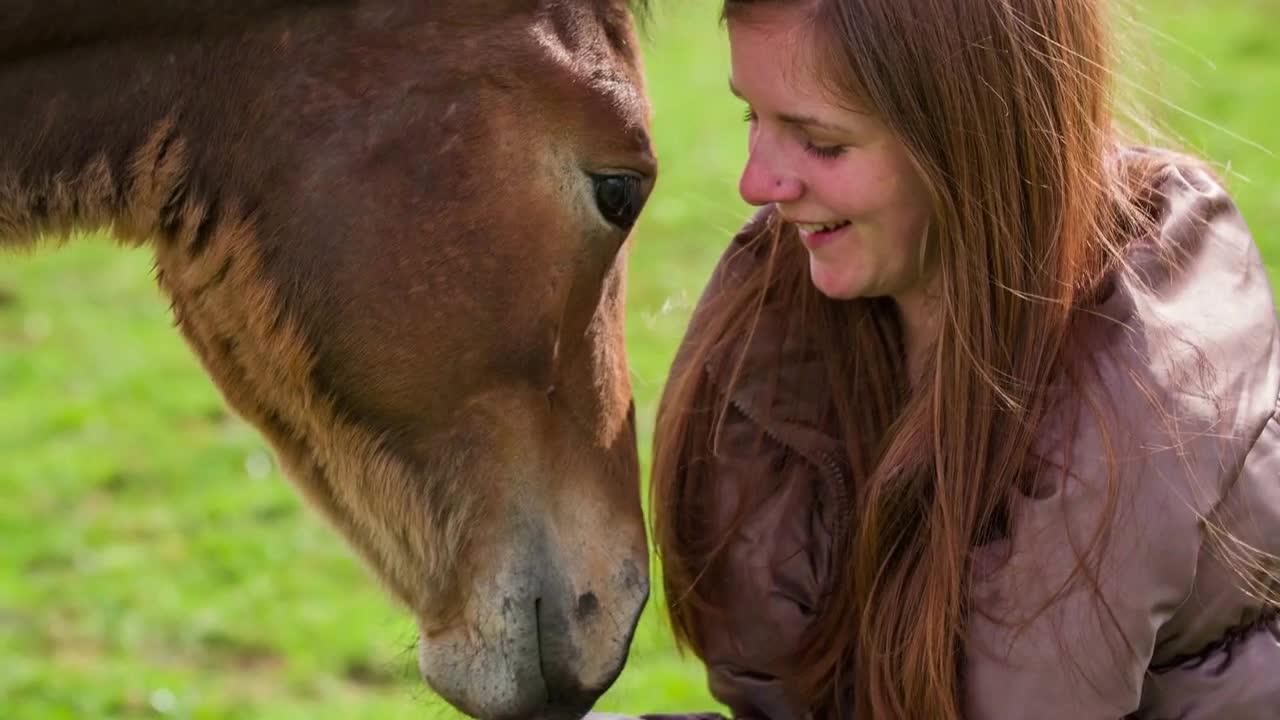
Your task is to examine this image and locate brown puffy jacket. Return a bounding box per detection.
[598,159,1280,720]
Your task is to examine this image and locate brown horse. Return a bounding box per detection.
[0,1,655,718]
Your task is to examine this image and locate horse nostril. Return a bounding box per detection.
[575,592,599,621]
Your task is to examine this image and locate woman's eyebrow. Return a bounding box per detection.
[728,77,854,135]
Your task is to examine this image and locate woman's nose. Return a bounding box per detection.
[739,138,802,206]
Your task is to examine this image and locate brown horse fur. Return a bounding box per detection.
[0,2,657,718]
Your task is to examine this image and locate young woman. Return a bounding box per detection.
[640,0,1280,718]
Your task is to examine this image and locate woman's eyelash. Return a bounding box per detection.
[804,142,846,160]
[741,107,845,158]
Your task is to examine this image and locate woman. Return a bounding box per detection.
[641,0,1280,718]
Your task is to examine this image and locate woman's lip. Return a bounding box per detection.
[797,222,851,250]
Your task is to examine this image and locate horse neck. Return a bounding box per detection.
[0,1,342,62]
[0,3,337,252]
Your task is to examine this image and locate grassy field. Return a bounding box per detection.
[2,1,1277,718]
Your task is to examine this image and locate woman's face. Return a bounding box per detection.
[728,7,934,302]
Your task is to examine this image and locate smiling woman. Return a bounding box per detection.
[645,0,1280,719]
[725,21,935,372]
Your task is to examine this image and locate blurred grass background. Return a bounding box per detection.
[1,0,1277,717]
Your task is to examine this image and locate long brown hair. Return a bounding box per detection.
[651,0,1182,717]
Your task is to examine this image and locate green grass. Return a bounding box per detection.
[2,1,1277,717]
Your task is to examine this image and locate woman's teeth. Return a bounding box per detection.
[796,220,851,234]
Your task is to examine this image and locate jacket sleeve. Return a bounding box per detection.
[615,394,827,720]
[962,433,1205,719]
[963,160,1280,720]
[581,406,817,720]
[625,208,824,720]
[694,399,832,720]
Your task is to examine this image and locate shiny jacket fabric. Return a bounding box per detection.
[607,158,1280,720]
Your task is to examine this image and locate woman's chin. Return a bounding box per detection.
[808,258,864,300]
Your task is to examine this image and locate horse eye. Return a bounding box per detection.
[590,173,644,231]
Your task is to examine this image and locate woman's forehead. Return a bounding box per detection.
[728,18,869,123]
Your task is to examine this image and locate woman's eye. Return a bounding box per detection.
[803,141,847,160]
[590,173,645,230]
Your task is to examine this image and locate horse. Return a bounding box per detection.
[0,2,656,718]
